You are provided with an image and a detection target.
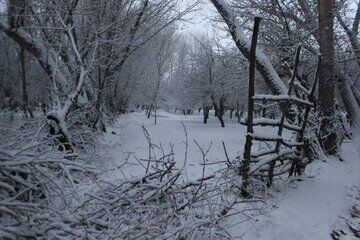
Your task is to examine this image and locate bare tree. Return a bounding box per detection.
[146,28,177,122]
[8,0,33,118]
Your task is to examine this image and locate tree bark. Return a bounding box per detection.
[212,98,225,127]
[147,104,153,119]
[20,47,33,118]
[318,0,337,154]
[203,105,209,124]
[241,16,261,197]
[92,66,104,129]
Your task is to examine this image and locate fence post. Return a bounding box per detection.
[267,45,302,186]
[241,16,262,197]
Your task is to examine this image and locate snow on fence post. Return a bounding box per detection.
[241,16,262,197]
[289,56,320,176]
[267,45,302,186]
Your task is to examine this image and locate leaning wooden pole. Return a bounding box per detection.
[267,45,301,186]
[289,56,320,176]
[241,16,261,197]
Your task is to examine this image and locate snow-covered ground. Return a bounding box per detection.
[98,110,246,182]
[236,134,360,240]
[96,111,360,239]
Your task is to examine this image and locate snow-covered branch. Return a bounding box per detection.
[209,0,288,96]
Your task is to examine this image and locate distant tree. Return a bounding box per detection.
[8,0,33,117]
[173,35,246,127]
[146,28,177,123]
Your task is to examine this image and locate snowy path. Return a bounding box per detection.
[98,111,360,239]
[238,135,360,240]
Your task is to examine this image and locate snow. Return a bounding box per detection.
[249,149,297,174]
[253,94,314,107]
[252,117,302,131]
[254,13,264,19]
[97,110,245,181]
[292,80,311,95]
[331,185,360,239]
[97,111,360,239]
[250,132,283,141]
[1,110,358,238]
[230,134,360,240]
[252,147,275,158]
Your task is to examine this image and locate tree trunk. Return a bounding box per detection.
[236,101,243,124]
[20,47,33,118]
[241,16,261,197]
[147,104,153,119]
[154,105,157,124]
[336,70,360,126]
[240,104,244,119]
[92,66,104,130]
[318,0,337,155]
[203,105,209,124]
[212,98,225,127]
[219,117,225,127]
[353,86,360,106]
[219,99,226,127]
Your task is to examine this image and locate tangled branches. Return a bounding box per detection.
[0,116,268,239]
[0,114,95,239]
[28,125,234,239]
[27,125,262,239]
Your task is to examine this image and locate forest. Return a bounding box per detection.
[0,0,359,239]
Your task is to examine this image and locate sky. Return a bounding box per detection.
[177,0,217,35]
[176,0,235,47]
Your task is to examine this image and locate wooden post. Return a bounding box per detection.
[267,45,302,186]
[262,99,267,118]
[241,16,262,197]
[289,56,320,176]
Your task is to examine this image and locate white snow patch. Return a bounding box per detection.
[229,134,360,240]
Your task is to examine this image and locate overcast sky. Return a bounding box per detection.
[175,0,237,47]
[177,0,217,35]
